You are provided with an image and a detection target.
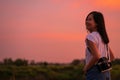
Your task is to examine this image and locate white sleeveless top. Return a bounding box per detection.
[85,31,109,65]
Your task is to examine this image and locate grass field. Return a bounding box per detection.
[0,64,120,80]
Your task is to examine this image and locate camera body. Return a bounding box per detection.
[96,57,112,72]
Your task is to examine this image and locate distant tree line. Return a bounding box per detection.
[112,58,120,65]
[0,58,28,66]
[0,58,50,66]
[0,58,120,66]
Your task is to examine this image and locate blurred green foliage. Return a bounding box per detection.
[0,58,120,80]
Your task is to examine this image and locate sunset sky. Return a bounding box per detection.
[0,0,120,63]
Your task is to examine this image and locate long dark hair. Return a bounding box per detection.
[86,11,109,44]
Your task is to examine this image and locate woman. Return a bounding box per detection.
[83,11,115,80]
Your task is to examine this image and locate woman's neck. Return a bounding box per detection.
[90,29,97,33]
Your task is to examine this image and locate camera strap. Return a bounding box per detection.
[106,44,110,62]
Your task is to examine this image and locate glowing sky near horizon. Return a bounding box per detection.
[0,0,120,63]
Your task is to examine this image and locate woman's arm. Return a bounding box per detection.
[109,47,115,61]
[83,39,100,73]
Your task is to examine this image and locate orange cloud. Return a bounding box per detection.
[0,32,85,42]
[95,0,120,9]
[68,1,81,9]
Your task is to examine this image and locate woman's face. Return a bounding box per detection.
[86,14,97,31]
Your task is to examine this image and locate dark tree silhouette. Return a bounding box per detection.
[71,59,81,65]
[3,58,13,65]
[14,58,28,66]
